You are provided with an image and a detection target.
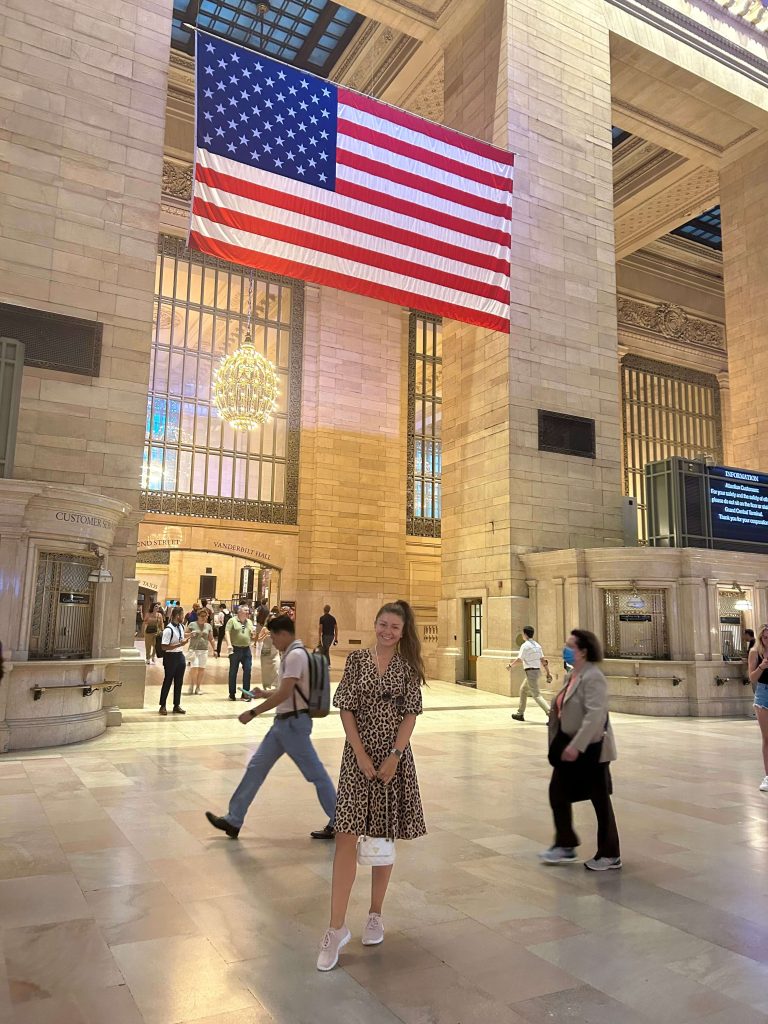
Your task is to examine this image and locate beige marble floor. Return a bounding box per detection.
[1,660,768,1024]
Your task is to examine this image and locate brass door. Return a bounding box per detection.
[463,599,482,682]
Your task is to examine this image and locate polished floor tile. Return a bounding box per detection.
[2,676,768,1023]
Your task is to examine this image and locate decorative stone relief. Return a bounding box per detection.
[162,161,193,201]
[407,56,444,123]
[617,296,725,349]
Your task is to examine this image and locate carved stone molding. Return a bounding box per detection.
[162,161,193,201]
[331,20,419,97]
[617,296,725,350]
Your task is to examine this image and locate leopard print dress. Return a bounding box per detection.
[333,648,426,841]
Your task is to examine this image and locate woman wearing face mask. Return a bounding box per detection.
[748,623,768,792]
[317,600,426,972]
[540,629,621,871]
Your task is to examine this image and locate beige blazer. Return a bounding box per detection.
[548,662,617,763]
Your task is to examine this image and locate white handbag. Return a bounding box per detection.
[357,782,396,867]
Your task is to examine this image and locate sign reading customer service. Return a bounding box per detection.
[709,466,768,545]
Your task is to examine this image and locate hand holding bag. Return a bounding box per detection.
[357,781,396,867]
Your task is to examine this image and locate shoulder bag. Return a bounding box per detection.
[357,780,396,866]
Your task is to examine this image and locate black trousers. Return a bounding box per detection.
[320,635,334,662]
[549,766,620,859]
[160,654,186,708]
[216,627,227,656]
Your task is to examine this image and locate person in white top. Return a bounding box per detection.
[204,614,337,841]
[510,626,550,721]
[158,606,189,716]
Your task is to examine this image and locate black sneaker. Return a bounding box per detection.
[228,694,237,701]
[172,706,186,715]
[511,713,525,722]
[310,824,335,840]
[205,811,240,839]
[240,693,251,701]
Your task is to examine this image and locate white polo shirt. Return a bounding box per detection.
[275,639,310,715]
[519,638,543,669]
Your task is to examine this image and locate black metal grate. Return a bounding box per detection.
[538,410,596,459]
[0,303,102,377]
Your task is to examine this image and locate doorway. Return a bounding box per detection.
[463,599,482,683]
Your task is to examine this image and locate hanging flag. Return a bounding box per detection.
[190,33,514,334]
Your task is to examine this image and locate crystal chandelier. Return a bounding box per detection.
[212,275,280,431]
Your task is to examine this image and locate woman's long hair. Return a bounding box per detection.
[755,624,768,661]
[376,599,426,685]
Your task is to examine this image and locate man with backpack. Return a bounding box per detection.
[205,614,337,841]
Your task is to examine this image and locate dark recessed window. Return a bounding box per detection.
[0,302,102,377]
[538,410,596,459]
[612,126,631,148]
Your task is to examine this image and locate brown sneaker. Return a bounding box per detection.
[158,707,167,716]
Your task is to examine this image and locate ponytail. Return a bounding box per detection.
[376,599,426,686]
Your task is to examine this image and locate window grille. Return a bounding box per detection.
[30,552,98,660]
[603,588,669,660]
[0,303,101,377]
[718,589,749,660]
[0,337,24,478]
[621,356,721,542]
[140,237,303,523]
[407,312,442,537]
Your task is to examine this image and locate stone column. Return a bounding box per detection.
[295,286,408,649]
[435,0,623,689]
[720,140,768,471]
[716,371,732,467]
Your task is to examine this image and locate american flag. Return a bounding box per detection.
[190,33,514,334]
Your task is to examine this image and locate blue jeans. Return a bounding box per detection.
[226,714,337,829]
[228,645,252,697]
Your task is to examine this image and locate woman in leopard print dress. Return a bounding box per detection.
[316,600,426,972]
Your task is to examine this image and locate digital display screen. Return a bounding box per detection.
[709,465,768,546]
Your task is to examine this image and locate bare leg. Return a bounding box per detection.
[195,668,205,693]
[330,833,357,929]
[370,863,394,914]
[757,706,768,774]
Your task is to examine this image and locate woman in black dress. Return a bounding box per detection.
[317,600,426,971]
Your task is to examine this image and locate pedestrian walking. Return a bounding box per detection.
[143,603,165,665]
[257,606,280,689]
[317,599,426,972]
[204,614,337,841]
[510,626,549,722]
[186,606,215,695]
[158,606,189,716]
[539,629,621,871]
[318,604,338,663]
[226,605,257,702]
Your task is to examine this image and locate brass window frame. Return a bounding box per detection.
[140,236,303,523]
[407,311,442,538]
[621,354,722,543]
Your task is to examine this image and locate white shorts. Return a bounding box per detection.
[188,649,209,669]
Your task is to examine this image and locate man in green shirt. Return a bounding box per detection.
[226,605,257,701]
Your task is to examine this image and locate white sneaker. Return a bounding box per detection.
[361,913,384,946]
[584,856,622,871]
[760,776,768,792]
[146,659,151,665]
[316,926,351,971]
[538,846,577,864]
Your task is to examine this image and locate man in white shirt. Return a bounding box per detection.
[510,625,550,721]
[205,614,337,841]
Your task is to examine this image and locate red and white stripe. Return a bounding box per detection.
[190,87,513,333]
